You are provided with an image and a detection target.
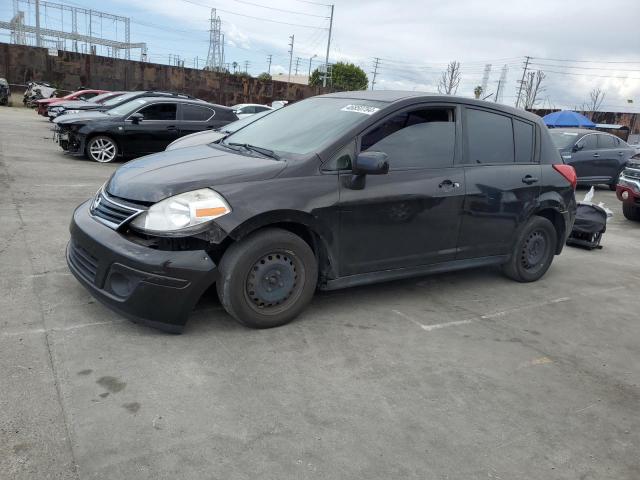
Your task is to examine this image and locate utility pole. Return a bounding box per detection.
[294,57,302,76]
[35,0,42,47]
[244,60,250,73]
[371,57,380,90]
[515,56,531,109]
[323,4,334,88]
[267,54,272,74]
[308,54,317,78]
[287,34,295,84]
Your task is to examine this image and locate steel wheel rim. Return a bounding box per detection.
[245,251,303,314]
[89,138,116,163]
[520,230,548,271]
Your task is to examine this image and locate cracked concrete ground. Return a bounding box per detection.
[1,106,639,480]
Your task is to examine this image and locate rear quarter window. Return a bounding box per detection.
[465,108,514,164]
[513,119,535,163]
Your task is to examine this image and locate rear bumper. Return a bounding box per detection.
[67,200,219,333]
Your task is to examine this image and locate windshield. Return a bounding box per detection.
[550,130,580,149]
[107,98,151,116]
[223,97,385,155]
[103,91,139,107]
[90,92,120,104]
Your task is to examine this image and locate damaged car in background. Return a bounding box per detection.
[53,96,237,162]
[66,91,577,333]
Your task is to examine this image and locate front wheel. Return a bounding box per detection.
[86,135,118,163]
[502,216,557,283]
[216,228,318,328]
[622,202,640,221]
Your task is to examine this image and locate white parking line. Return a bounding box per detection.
[393,286,626,333]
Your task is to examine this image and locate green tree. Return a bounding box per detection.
[257,72,272,82]
[473,86,483,99]
[309,62,368,91]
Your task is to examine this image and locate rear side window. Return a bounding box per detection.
[138,103,177,121]
[514,119,535,163]
[361,108,455,169]
[183,104,214,121]
[465,108,514,164]
[597,134,616,148]
[578,134,597,150]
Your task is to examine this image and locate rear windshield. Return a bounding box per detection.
[223,97,386,156]
[550,130,580,149]
[103,91,139,107]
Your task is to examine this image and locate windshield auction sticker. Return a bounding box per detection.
[341,104,380,115]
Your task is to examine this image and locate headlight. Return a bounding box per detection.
[65,109,81,114]
[130,188,231,234]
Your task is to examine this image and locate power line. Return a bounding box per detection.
[541,70,640,80]
[528,63,640,73]
[229,0,329,18]
[178,0,328,30]
[531,56,640,65]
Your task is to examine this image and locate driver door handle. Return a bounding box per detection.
[522,175,539,185]
[438,179,461,189]
[593,153,600,158]
[166,125,178,131]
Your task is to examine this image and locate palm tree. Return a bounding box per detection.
[232,62,238,73]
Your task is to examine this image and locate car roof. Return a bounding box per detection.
[318,90,542,122]
[551,127,601,135]
[137,96,232,110]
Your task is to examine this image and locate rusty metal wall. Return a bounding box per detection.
[0,43,330,107]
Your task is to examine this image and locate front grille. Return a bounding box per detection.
[68,241,98,283]
[623,166,640,180]
[90,189,144,230]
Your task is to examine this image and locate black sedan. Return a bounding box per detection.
[53,97,238,162]
[549,128,636,189]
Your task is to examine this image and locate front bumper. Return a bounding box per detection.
[616,175,640,204]
[67,200,218,332]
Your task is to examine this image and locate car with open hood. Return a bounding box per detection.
[47,91,125,120]
[66,91,576,333]
[54,96,237,162]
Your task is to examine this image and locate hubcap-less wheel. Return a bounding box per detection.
[246,252,301,313]
[520,230,548,272]
[88,137,117,163]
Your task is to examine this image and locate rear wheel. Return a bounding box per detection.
[86,135,118,163]
[622,202,640,221]
[216,228,318,328]
[502,216,557,282]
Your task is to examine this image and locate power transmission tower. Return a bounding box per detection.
[481,64,492,95]
[266,54,272,74]
[287,34,295,84]
[294,57,302,75]
[515,56,531,108]
[323,4,334,87]
[495,64,508,103]
[206,8,223,71]
[371,57,380,90]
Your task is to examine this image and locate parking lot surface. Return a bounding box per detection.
[1,105,640,480]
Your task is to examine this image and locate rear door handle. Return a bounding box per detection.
[438,179,461,189]
[593,153,600,158]
[522,175,539,185]
[166,125,178,131]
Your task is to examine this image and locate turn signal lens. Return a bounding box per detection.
[553,164,577,190]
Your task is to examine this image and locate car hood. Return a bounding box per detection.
[54,111,112,124]
[166,130,226,151]
[106,145,287,203]
[53,100,94,109]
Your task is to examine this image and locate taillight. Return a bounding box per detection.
[553,164,577,190]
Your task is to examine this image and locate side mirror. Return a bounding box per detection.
[572,143,582,152]
[130,112,144,124]
[353,151,389,175]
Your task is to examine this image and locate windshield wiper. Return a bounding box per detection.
[228,142,280,160]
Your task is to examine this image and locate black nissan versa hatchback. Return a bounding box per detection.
[66,91,577,332]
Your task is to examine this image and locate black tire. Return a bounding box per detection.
[216,228,318,328]
[86,135,118,163]
[622,202,640,221]
[502,216,557,283]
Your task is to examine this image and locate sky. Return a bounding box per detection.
[2,0,640,112]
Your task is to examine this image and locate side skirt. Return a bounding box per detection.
[321,255,509,291]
